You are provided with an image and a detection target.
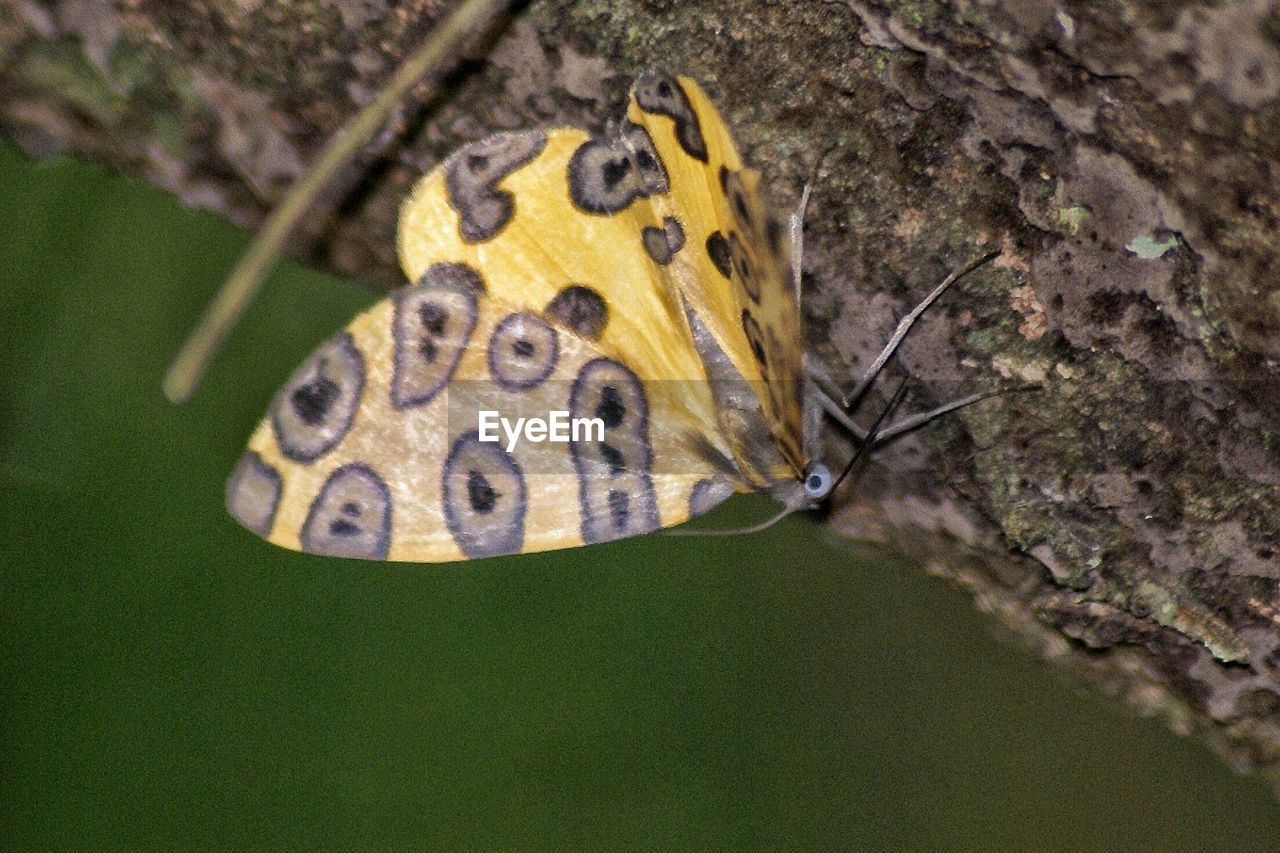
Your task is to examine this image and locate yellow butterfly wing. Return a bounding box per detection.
[397,126,727,445]
[226,270,736,561]
[625,72,805,477]
[228,118,750,561]
[400,121,790,486]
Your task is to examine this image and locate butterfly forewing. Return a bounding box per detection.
[625,73,807,477]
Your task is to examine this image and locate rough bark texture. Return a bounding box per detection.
[4,0,1279,788]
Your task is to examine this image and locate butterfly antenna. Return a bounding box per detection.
[830,374,911,496]
[161,0,516,404]
[842,249,1000,411]
[666,504,800,538]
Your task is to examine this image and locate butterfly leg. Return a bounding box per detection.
[870,387,1033,445]
[838,250,1001,412]
[807,363,849,409]
[806,377,868,441]
[814,376,1034,445]
[808,366,1034,445]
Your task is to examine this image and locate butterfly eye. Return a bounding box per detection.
[803,463,834,501]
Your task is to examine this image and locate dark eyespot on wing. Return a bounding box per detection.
[663,216,686,254]
[688,478,733,518]
[488,312,559,390]
[300,463,392,559]
[599,442,626,476]
[622,122,669,191]
[642,215,686,265]
[720,166,760,237]
[595,385,626,428]
[568,122,668,214]
[642,226,669,265]
[766,213,784,256]
[444,131,547,243]
[631,70,708,162]
[566,138,632,213]
[742,309,767,368]
[607,489,630,530]
[544,285,609,341]
[728,231,761,302]
[271,332,364,463]
[569,358,659,543]
[392,262,482,409]
[706,231,732,278]
[442,431,526,558]
[226,451,282,536]
[417,261,487,295]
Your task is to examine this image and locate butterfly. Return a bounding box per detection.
[225,70,995,561]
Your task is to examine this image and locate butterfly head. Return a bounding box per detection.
[802,462,834,503]
[762,462,834,519]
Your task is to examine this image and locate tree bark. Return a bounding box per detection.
[4,0,1279,787]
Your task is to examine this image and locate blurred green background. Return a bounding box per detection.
[2,140,1278,850]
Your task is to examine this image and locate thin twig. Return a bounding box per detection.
[163,0,515,403]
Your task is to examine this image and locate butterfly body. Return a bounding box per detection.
[228,71,827,561]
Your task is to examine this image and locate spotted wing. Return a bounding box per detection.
[397,125,729,455]
[226,268,736,562]
[624,71,806,477]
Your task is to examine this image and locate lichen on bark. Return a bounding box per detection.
[3,0,1279,788]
